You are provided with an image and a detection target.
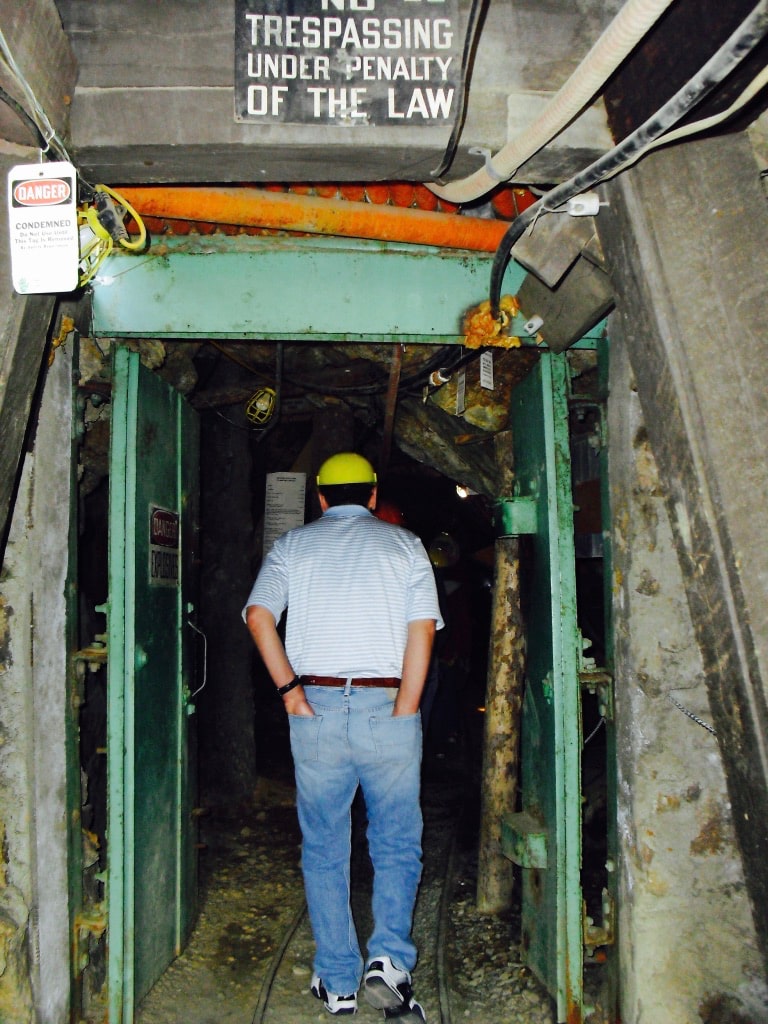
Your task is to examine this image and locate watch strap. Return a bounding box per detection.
[276,677,301,697]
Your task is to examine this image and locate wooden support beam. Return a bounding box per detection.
[476,430,525,913]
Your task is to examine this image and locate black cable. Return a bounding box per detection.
[431,0,489,180]
[284,368,388,397]
[285,344,465,398]
[254,341,284,443]
[399,344,491,397]
[489,0,768,315]
[0,84,95,189]
[201,341,466,405]
[0,85,47,146]
[398,343,470,388]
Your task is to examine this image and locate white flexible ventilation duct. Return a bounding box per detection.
[427,0,678,204]
[487,0,768,313]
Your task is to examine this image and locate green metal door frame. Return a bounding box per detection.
[91,234,529,343]
[500,352,584,1022]
[107,348,133,1023]
[96,240,607,1022]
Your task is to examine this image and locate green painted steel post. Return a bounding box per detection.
[506,351,584,1022]
[107,345,131,1024]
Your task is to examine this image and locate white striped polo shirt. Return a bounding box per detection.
[243,505,444,678]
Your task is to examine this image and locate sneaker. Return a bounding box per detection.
[383,995,426,1023]
[311,974,358,1015]
[364,957,410,1010]
[364,958,426,1022]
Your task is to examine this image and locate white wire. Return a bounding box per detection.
[0,26,72,163]
[583,716,606,747]
[186,620,208,700]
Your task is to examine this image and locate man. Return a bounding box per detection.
[244,452,443,1022]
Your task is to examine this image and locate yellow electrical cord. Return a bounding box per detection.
[77,183,148,286]
[96,184,147,251]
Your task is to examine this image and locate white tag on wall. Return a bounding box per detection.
[7,161,79,294]
[480,350,494,390]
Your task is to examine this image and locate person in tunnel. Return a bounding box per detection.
[243,451,444,1022]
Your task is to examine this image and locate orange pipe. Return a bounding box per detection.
[117,186,511,253]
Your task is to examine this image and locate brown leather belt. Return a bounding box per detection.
[300,675,401,688]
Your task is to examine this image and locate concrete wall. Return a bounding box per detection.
[0,8,77,1019]
[55,0,616,184]
[0,145,57,558]
[0,1,76,148]
[1,0,77,554]
[608,332,766,1023]
[0,343,74,1023]
[599,134,768,978]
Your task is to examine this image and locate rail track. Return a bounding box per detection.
[135,737,554,1024]
[249,771,470,1024]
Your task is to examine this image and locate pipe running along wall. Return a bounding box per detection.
[116,186,512,253]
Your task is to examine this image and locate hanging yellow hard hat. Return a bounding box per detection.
[317,452,377,487]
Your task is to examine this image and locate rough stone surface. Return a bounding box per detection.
[608,331,767,1024]
[0,342,74,1022]
[0,461,35,1024]
[600,135,768,975]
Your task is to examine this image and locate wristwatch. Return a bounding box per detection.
[276,677,301,697]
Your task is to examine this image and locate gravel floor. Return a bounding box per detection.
[135,753,557,1024]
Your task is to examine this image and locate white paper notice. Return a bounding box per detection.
[263,472,306,555]
[480,351,494,390]
[8,161,79,294]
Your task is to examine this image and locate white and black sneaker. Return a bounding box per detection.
[311,974,358,1015]
[364,957,426,1023]
[382,993,426,1022]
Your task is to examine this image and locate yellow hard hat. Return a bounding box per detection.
[317,452,377,487]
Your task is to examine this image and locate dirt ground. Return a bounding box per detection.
[135,752,558,1024]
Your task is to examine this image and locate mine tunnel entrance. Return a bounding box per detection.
[75,341,612,1024]
[73,240,612,1024]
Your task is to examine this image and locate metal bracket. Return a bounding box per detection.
[73,904,107,974]
[583,889,615,953]
[578,630,613,720]
[495,496,537,537]
[501,810,548,869]
[71,638,108,710]
[579,669,613,721]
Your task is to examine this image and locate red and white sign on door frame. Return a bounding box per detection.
[7,160,79,294]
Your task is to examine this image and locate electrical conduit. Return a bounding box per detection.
[116,186,511,253]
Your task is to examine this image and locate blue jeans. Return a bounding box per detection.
[288,684,423,995]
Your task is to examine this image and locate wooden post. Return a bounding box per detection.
[476,430,526,913]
